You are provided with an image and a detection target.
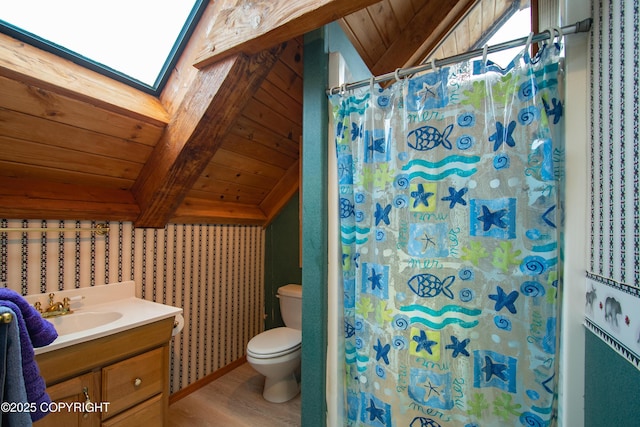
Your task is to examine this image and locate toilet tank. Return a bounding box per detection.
[278,284,302,329]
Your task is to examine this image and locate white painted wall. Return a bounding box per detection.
[559,0,590,425]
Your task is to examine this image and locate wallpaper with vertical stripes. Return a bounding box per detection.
[0,219,265,394]
[585,0,640,369]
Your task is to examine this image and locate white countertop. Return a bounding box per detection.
[24,281,182,355]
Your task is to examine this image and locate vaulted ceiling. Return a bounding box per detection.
[0,0,521,227]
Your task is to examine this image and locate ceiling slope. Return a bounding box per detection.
[0,0,509,228]
[132,44,287,228]
[339,0,478,77]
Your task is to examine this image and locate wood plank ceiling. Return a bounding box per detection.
[0,0,514,228]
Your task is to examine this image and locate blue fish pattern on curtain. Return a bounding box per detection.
[331,43,564,427]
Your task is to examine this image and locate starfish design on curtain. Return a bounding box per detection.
[374,339,391,365]
[489,286,519,314]
[489,120,516,151]
[421,232,436,251]
[366,399,386,423]
[336,121,346,139]
[375,203,391,226]
[410,183,434,208]
[542,97,564,124]
[445,335,470,358]
[424,381,441,398]
[368,137,386,154]
[413,330,437,354]
[353,253,360,268]
[477,205,508,231]
[351,122,363,139]
[416,81,438,99]
[441,186,468,208]
[369,268,383,290]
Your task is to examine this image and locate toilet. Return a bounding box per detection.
[246,284,302,403]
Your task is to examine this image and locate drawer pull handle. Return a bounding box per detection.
[134,377,142,387]
[82,387,92,418]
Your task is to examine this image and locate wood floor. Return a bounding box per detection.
[168,363,301,427]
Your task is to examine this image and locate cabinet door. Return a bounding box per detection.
[101,395,162,427]
[34,371,100,427]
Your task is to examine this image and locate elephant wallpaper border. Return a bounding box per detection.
[584,274,640,368]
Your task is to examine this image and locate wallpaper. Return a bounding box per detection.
[586,0,640,369]
[0,219,265,393]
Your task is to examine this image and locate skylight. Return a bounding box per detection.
[0,0,206,95]
[484,6,532,67]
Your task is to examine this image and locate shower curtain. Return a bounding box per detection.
[330,41,564,427]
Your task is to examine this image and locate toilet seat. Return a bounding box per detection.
[247,327,301,359]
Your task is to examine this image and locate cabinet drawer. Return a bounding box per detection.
[102,347,163,417]
[101,394,162,427]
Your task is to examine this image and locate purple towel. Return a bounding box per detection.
[0,288,58,422]
[0,289,57,347]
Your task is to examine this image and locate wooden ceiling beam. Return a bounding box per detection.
[170,198,267,226]
[193,0,381,69]
[0,177,139,221]
[132,44,286,228]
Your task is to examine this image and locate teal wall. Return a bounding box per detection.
[584,330,640,426]
[264,192,302,330]
[301,28,329,427]
[298,23,371,427]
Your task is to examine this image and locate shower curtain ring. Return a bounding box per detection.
[551,26,563,44]
[482,44,488,70]
[431,58,438,72]
[524,32,534,58]
[543,28,554,46]
[340,83,347,96]
[394,67,403,82]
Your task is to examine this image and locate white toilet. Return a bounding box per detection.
[246,284,302,403]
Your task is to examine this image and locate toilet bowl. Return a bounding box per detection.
[247,327,301,403]
[246,284,303,403]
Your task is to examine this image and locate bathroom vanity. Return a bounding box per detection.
[26,282,182,427]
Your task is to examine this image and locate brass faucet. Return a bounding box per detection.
[34,293,74,318]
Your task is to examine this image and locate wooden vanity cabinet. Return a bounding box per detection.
[35,371,101,427]
[34,317,174,427]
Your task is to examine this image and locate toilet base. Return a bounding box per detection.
[263,372,300,403]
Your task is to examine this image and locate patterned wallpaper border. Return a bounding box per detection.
[587,0,640,369]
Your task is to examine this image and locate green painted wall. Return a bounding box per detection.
[584,330,640,426]
[298,23,371,426]
[264,192,302,330]
[301,28,328,427]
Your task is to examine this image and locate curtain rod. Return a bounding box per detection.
[327,18,592,95]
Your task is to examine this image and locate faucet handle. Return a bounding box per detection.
[34,301,42,313]
[48,293,55,306]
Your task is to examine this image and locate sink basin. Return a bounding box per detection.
[46,311,123,336]
[26,281,182,354]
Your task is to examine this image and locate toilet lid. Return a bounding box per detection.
[247,327,301,358]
